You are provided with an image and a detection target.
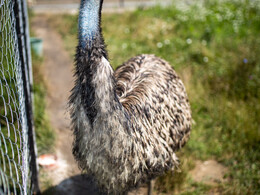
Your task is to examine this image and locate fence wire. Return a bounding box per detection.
[0,0,39,194]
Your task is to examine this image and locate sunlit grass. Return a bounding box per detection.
[46,0,260,194]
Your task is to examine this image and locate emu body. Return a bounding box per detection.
[69,0,192,193]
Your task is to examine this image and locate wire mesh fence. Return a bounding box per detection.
[0,0,39,194]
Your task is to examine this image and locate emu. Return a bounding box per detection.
[69,0,192,194]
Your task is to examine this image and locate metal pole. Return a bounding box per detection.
[21,0,40,193]
[14,0,40,194]
[14,1,29,194]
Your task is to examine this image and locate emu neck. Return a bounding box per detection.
[76,0,127,130]
[79,0,101,49]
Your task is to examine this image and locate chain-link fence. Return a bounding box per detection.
[0,0,39,194]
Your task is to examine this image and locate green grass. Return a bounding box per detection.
[47,0,260,194]
[31,51,55,155]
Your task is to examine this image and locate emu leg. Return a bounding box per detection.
[147,180,155,195]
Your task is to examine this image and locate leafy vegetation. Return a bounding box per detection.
[47,0,260,194]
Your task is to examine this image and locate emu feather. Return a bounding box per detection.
[69,0,192,194]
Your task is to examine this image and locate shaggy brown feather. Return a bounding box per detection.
[115,54,191,152]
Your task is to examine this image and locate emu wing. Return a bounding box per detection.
[114,54,191,152]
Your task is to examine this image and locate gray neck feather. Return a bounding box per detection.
[79,0,100,49]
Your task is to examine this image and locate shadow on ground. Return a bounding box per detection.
[41,174,105,195]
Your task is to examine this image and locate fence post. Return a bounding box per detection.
[22,0,40,194]
[14,0,40,194]
[14,1,29,194]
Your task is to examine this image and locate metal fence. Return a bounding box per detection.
[0,0,39,194]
